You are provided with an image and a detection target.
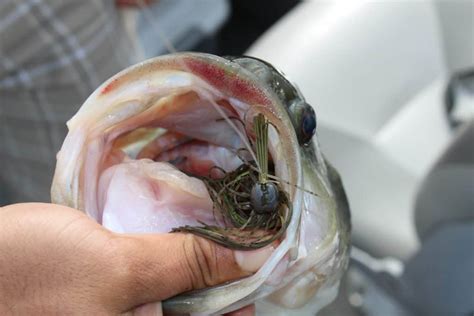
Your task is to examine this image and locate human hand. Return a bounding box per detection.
[0,203,272,315]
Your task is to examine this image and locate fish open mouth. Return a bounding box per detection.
[63,65,295,249]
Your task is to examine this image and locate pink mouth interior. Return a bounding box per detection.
[93,91,256,234]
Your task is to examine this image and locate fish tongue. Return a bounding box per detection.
[97,159,216,234]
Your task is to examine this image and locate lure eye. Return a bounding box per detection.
[300,104,316,145]
[250,182,279,214]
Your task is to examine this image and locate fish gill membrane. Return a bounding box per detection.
[51,52,351,315]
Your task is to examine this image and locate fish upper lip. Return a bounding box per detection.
[224,55,313,146]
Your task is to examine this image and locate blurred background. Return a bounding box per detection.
[0,0,473,315]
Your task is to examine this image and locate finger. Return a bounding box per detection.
[114,233,275,306]
[224,304,256,316]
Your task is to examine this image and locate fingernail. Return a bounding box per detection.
[234,245,275,273]
[133,302,163,316]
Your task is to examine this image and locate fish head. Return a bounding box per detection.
[51,52,351,315]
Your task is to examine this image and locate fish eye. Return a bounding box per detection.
[300,104,316,145]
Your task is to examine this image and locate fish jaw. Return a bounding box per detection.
[213,141,351,315]
[259,142,351,312]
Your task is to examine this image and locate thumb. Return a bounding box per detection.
[113,233,274,308]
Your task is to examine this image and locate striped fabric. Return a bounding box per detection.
[0,0,137,204]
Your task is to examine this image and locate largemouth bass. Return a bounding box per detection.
[51,52,350,315]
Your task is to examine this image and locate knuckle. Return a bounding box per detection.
[183,234,220,288]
